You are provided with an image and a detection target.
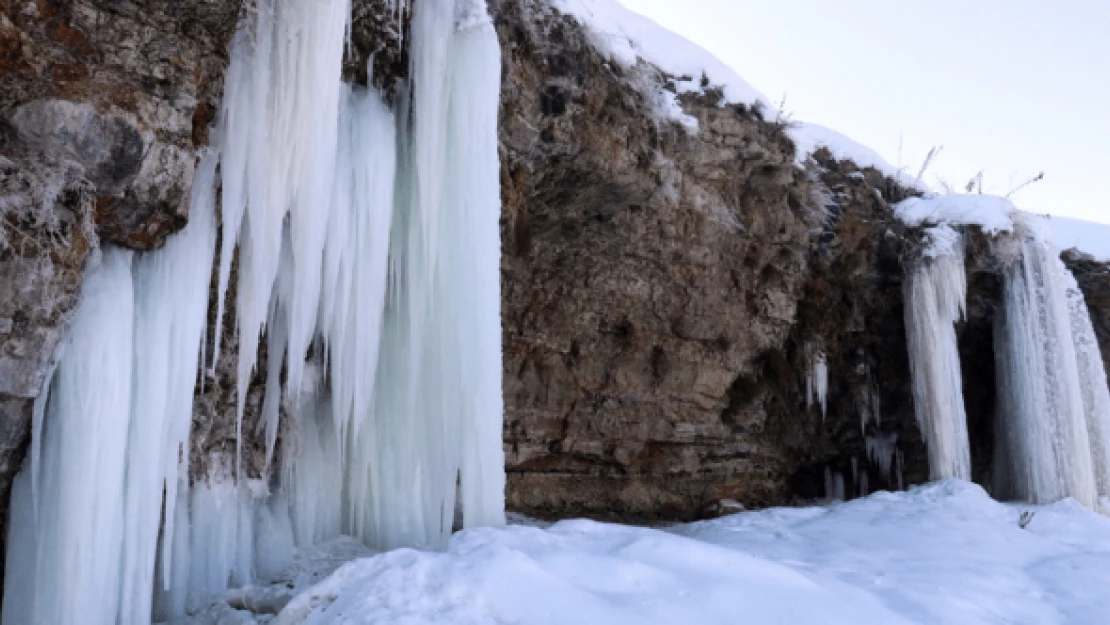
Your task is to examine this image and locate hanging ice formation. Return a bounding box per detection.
[805,345,828,419]
[903,224,972,481]
[3,153,218,625]
[823,466,846,502]
[866,431,902,487]
[3,0,505,622]
[992,214,1110,508]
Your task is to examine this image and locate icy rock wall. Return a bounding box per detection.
[2,153,218,625]
[167,0,506,616]
[1,0,506,621]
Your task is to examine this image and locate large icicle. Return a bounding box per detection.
[445,0,508,531]
[993,215,1099,508]
[1066,270,1110,495]
[2,150,218,624]
[2,249,135,625]
[213,0,353,478]
[120,152,218,625]
[316,0,505,550]
[903,224,972,481]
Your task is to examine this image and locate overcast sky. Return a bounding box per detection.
[617,0,1110,225]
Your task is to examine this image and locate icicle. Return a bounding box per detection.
[822,467,846,502]
[3,149,218,624]
[866,431,900,485]
[814,353,828,420]
[284,362,344,548]
[2,469,34,624]
[993,214,1099,508]
[28,357,55,516]
[213,0,353,480]
[152,479,191,621]
[449,0,507,530]
[1064,268,1110,496]
[904,224,972,481]
[805,344,827,420]
[2,249,135,625]
[120,151,218,625]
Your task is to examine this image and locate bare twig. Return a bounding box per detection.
[1006,172,1045,199]
[916,145,943,185]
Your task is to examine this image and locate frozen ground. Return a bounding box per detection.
[182,481,1110,625]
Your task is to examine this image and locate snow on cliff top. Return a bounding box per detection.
[280,481,1110,625]
[549,0,1110,261]
[549,0,922,188]
[895,194,1017,235]
[894,194,1110,261]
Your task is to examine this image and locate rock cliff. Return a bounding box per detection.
[0,0,1107,572]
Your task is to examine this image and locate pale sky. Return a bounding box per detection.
[618,0,1110,225]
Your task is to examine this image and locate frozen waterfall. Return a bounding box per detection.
[897,199,1110,509]
[992,215,1103,508]
[903,225,972,481]
[2,0,505,622]
[2,152,218,625]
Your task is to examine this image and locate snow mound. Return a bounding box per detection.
[549,0,770,107]
[787,122,922,188]
[279,480,1110,625]
[895,194,1017,234]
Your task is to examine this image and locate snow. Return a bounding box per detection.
[894,195,1110,264]
[895,194,1017,234]
[787,122,923,188]
[1045,215,1110,262]
[554,0,1110,257]
[550,0,769,107]
[258,481,1110,625]
[551,0,923,185]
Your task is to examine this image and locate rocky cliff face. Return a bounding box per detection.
[0,0,1107,559]
[494,0,933,519]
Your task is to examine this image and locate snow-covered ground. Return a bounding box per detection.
[187,481,1110,625]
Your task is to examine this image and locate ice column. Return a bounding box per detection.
[993,215,1098,507]
[212,0,506,554]
[806,346,828,420]
[904,225,972,481]
[2,149,218,624]
[1,250,134,625]
[1066,270,1110,495]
